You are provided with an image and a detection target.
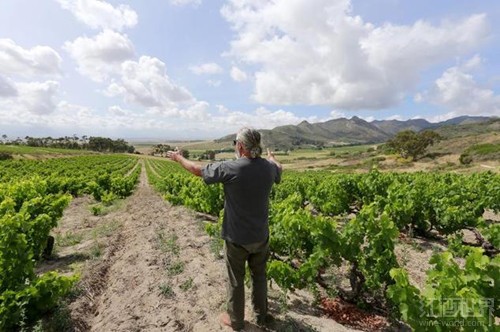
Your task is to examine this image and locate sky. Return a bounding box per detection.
[0,0,499,140]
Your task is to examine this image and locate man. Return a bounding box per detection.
[167,127,282,331]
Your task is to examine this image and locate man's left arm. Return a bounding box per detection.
[166,150,202,177]
[266,148,282,172]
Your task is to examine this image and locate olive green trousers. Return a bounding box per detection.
[224,238,269,330]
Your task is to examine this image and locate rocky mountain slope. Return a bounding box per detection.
[216,116,497,149]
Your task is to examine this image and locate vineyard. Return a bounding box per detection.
[0,155,140,330]
[145,157,500,331]
[0,153,498,331]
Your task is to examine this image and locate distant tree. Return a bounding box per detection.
[386,130,441,160]
[181,149,190,159]
[81,135,89,149]
[88,136,135,153]
[0,152,13,160]
[201,150,216,160]
[459,152,473,165]
[152,144,172,156]
[1,134,134,152]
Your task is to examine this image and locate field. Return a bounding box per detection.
[134,131,499,173]
[0,144,499,331]
[0,144,99,158]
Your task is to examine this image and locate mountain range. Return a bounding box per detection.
[216,116,498,149]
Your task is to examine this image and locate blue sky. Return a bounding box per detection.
[0,0,498,140]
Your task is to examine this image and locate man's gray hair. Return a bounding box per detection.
[236,127,263,158]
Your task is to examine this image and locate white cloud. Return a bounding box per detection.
[189,62,223,75]
[0,80,59,115]
[330,110,346,119]
[385,114,403,121]
[230,66,248,82]
[221,0,490,110]
[64,30,135,82]
[0,39,62,77]
[215,104,230,114]
[0,91,326,139]
[212,106,320,130]
[462,54,482,70]
[17,81,60,115]
[207,79,221,87]
[0,75,18,97]
[56,0,138,31]
[419,56,500,117]
[426,112,457,123]
[114,56,194,106]
[357,115,375,122]
[45,101,143,130]
[145,101,210,121]
[170,0,202,7]
[57,101,94,119]
[107,56,210,121]
[0,99,157,137]
[108,105,129,116]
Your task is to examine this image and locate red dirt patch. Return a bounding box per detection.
[321,297,389,331]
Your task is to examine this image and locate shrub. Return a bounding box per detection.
[0,152,13,160]
[459,152,473,165]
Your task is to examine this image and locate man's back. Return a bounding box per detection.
[202,157,281,245]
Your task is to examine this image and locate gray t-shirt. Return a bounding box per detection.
[201,157,281,245]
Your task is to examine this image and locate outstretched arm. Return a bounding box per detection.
[166,150,202,177]
[267,148,282,171]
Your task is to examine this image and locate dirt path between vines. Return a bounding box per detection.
[46,161,363,331]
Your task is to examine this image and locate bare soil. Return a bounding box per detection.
[44,163,365,331]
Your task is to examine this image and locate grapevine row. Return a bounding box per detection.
[0,155,141,329]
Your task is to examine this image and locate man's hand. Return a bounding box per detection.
[166,148,202,177]
[166,149,181,162]
[267,148,282,170]
[267,148,275,160]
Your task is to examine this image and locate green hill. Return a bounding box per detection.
[216,116,497,150]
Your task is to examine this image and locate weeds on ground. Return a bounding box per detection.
[157,231,180,256]
[409,239,425,253]
[89,199,125,216]
[399,244,410,267]
[92,219,121,238]
[89,240,102,258]
[25,301,74,332]
[209,238,224,259]
[167,261,185,276]
[89,231,102,258]
[310,285,321,306]
[56,231,84,247]
[180,278,194,292]
[156,228,185,298]
[277,290,289,314]
[90,204,103,216]
[159,283,175,298]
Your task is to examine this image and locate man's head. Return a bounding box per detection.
[235,127,262,159]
